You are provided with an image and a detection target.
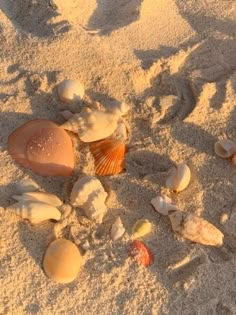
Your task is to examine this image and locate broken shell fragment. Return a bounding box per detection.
[6,200,61,224]
[214,139,236,158]
[7,119,74,176]
[151,194,178,216]
[15,178,39,193]
[61,107,120,142]
[12,191,62,207]
[57,79,84,103]
[168,210,224,246]
[70,176,107,223]
[127,240,153,267]
[90,139,127,176]
[110,217,125,241]
[166,163,191,193]
[132,219,152,238]
[43,239,82,283]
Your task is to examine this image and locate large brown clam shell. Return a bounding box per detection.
[7,119,74,176]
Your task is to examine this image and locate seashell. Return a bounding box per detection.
[15,178,39,193]
[110,217,125,241]
[70,176,107,223]
[61,107,120,142]
[166,163,191,193]
[127,240,153,267]
[7,119,74,176]
[12,191,62,207]
[108,102,131,117]
[214,139,236,158]
[151,194,178,216]
[168,210,224,246]
[6,200,61,224]
[43,239,82,283]
[57,79,84,103]
[90,139,127,176]
[110,120,128,142]
[132,219,152,238]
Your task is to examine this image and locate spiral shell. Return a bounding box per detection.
[61,107,120,142]
[151,194,178,216]
[6,200,61,224]
[90,139,127,176]
[214,139,236,158]
[166,163,191,193]
[57,79,84,103]
[7,119,74,176]
[43,239,82,283]
[168,210,224,246]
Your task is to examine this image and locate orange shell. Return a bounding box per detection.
[90,139,127,176]
[127,240,153,267]
[7,119,74,176]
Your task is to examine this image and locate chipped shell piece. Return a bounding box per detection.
[168,211,224,246]
[127,240,153,267]
[70,176,107,223]
[16,178,39,193]
[12,191,62,207]
[132,219,152,238]
[214,139,236,158]
[166,163,191,193]
[90,139,127,176]
[57,79,84,103]
[151,194,178,216]
[6,200,61,224]
[110,217,125,241]
[110,120,128,142]
[7,119,74,177]
[43,239,82,283]
[61,107,120,142]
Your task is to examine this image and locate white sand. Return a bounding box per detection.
[1,0,236,314]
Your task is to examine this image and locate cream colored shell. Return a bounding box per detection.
[214,139,236,158]
[151,194,178,216]
[168,211,224,246]
[70,176,107,223]
[57,79,84,103]
[166,163,191,192]
[12,191,62,207]
[61,107,120,142]
[43,239,82,283]
[110,217,125,241]
[132,219,152,238]
[6,200,61,224]
[16,178,39,193]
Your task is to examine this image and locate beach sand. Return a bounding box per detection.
[1,0,236,314]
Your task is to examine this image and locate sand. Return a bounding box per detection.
[1,0,236,314]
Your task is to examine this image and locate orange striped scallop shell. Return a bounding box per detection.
[90,139,127,176]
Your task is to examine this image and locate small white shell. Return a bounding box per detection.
[12,192,62,207]
[16,179,39,193]
[6,200,61,224]
[57,79,84,103]
[151,194,178,216]
[166,163,191,193]
[110,217,125,241]
[70,176,107,223]
[168,210,224,246]
[61,107,120,142]
[214,139,236,158]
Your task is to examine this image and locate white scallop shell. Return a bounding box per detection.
[151,194,178,216]
[214,139,236,158]
[168,210,224,246]
[61,107,120,142]
[70,176,107,223]
[166,163,191,192]
[110,217,125,241]
[57,79,84,103]
[16,179,39,193]
[12,192,62,207]
[6,200,61,224]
